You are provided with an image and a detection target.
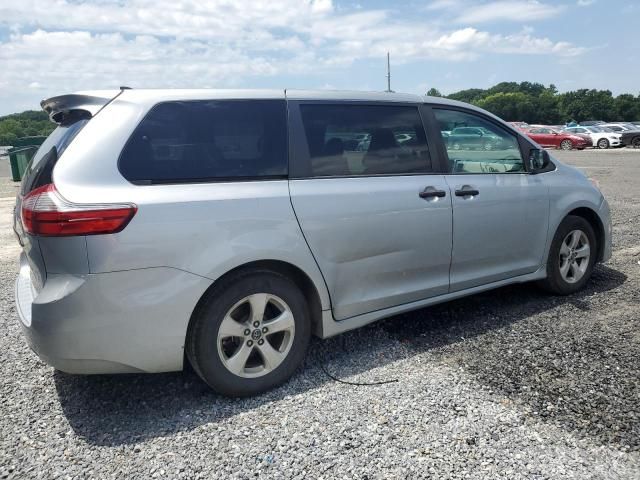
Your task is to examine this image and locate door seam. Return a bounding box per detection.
[444,175,455,294]
[286,180,335,317]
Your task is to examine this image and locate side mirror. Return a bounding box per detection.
[528,148,549,173]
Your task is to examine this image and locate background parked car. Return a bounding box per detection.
[508,121,529,131]
[577,120,605,126]
[601,123,639,132]
[618,128,640,148]
[524,127,588,150]
[559,128,593,148]
[446,126,511,150]
[564,126,621,149]
[600,123,640,147]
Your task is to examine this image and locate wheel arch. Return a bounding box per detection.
[566,207,605,262]
[187,259,326,347]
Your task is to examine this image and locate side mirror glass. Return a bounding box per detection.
[528,149,549,173]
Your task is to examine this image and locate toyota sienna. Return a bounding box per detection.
[14,89,612,396]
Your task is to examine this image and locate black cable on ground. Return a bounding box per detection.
[315,353,398,386]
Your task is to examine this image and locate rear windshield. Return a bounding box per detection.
[20,113,89,195]
[118,100,288,184]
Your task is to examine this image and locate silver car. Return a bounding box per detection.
[14,89,612,396]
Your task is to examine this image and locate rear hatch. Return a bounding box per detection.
[14,90,121,292]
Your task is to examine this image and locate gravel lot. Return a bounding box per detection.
[1,149,639,479]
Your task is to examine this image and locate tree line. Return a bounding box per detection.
[2,82,640,145]
[427,82,640,125]
[0,110,54,146]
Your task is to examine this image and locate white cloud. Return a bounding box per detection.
[311,0,333,14]
[425,0,463,10]
[455,1,564,24]
[0,0,586,113]
[577,0,595,6]
[427,28,585,58]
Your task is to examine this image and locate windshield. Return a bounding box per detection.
[20,113,89,195]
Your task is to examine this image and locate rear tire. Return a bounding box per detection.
[187,270,311,397]
[538,215,597,295]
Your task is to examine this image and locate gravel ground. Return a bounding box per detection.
[0,158,18,198]
[1,149,639,479]
[0,158,9,180]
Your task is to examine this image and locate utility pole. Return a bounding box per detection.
[386,52,393,93]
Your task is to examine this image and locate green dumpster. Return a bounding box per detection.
[12,136,47,148]
[9,146,38,182]
[8,136,46,182]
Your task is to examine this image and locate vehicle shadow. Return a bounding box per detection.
[54,265,628,447]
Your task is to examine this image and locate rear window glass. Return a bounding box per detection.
[119,100,288,184]
[20,114,89,195]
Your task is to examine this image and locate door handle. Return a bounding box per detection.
[455,188,479,197]
[419,188,447,199]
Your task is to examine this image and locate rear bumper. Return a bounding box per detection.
[15,253,211,374]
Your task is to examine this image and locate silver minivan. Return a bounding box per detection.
[14,89,612,396]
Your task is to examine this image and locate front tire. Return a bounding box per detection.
[560,139,573,150]
[539,215,597,295]
[597,138,609,149]
[187,270,311,397]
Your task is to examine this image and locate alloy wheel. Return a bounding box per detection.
[217,293,295,378]
[558,229,590,284]
[560,140,573,150]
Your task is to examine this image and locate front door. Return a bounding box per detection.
[288,101,453,320]
[431,107,550,292]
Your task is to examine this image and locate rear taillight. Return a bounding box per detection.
[21,184,137,237]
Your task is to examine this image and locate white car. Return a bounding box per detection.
[564,126,621,149]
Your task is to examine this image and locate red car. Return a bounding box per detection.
[524,127,587,150]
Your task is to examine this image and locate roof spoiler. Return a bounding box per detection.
[40,88,126,124]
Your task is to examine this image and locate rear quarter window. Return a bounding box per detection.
[119,100,288,184]
[20,113,89,195]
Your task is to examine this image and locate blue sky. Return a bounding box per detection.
[0,0,637,115]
